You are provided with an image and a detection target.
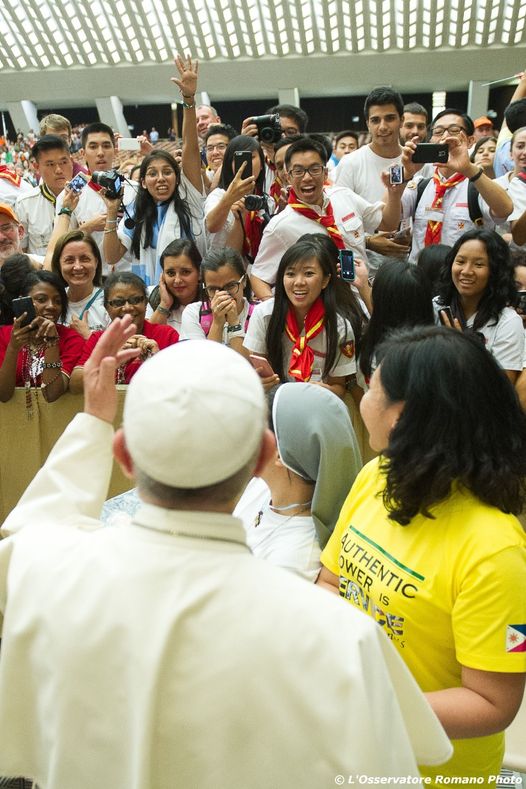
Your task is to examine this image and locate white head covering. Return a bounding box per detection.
[272,383,362,548]
[124,341,266,488]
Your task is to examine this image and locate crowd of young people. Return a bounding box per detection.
[0,55,526,787]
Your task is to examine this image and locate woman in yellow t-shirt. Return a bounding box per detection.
[318,325,526,784]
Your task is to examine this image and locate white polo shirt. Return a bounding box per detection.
[15,186,55,256]
[251,186,383,287]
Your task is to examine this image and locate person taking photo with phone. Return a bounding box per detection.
[0,270,84,405]
[204,135,269,258]
[400,109,512,261]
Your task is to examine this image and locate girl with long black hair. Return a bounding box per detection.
[103,56,207,286]
[244,234,361,398]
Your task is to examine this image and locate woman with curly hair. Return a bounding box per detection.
[434,228,523,382]
[318,325,526,784]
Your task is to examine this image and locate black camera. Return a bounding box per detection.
[251,114,282,144]
[244,195,267,211]
[91,169,123,200]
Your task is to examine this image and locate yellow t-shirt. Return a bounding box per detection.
[321,457,526,784]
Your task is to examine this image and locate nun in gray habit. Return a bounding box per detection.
[234,381,362,580]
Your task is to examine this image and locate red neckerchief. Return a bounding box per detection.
[287,189,345,250]
[243,211,265,259]
[0,165,22,187]
[269,174,283,206]
[516,170,526,186]
[285,296,325,382]
[424,168,466,246]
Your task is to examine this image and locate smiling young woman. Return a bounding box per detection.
[51,229,108,338]
[434,228,524,383]
[0,270,85,405]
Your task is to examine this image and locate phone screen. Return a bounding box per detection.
[69,173,88,193]
[339,250,355,282]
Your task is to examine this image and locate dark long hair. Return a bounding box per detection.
[436,229,517,331]
[360,259,434,380]
[51,229,103,288]
[130,151,194,259]
[375,326,526,524]
[21,270,68,323]
[148,238,202,312]
[219,135,266,195]
[266,236,357,381]
[0,254,33,325]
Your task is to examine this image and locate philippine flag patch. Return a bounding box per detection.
[506,624,526,652]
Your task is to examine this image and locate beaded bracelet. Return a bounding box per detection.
[43,360,62,369]
[41,370,63,393]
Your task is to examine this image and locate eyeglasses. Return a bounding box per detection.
[107,295,146,307]
[288,164,324,179]
[205,275,245,297]
[205,143,227,153]
[430,125,467,138]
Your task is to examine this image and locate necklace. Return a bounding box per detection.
[268,498,312,512]
[22,340,46,418]
[254,501,311,529]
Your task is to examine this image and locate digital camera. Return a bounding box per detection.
[252,114,282,144]
[244,195,266,211]
[91,169,123,200]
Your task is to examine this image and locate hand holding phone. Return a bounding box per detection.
[339,249,355,282]
[438,306,455,327]
[68,173,88,194]
[12,296,36,328]
[412,143,449,164]
[389,164,404,185]
[234,151,253,179]
[249,354,275,378]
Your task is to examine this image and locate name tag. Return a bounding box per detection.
[424,208,444,222]
[455,202,468,208]
[341,212,356,222]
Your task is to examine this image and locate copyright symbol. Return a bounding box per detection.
[335,777,345,786]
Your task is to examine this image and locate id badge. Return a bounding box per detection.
[424,207,444,222]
